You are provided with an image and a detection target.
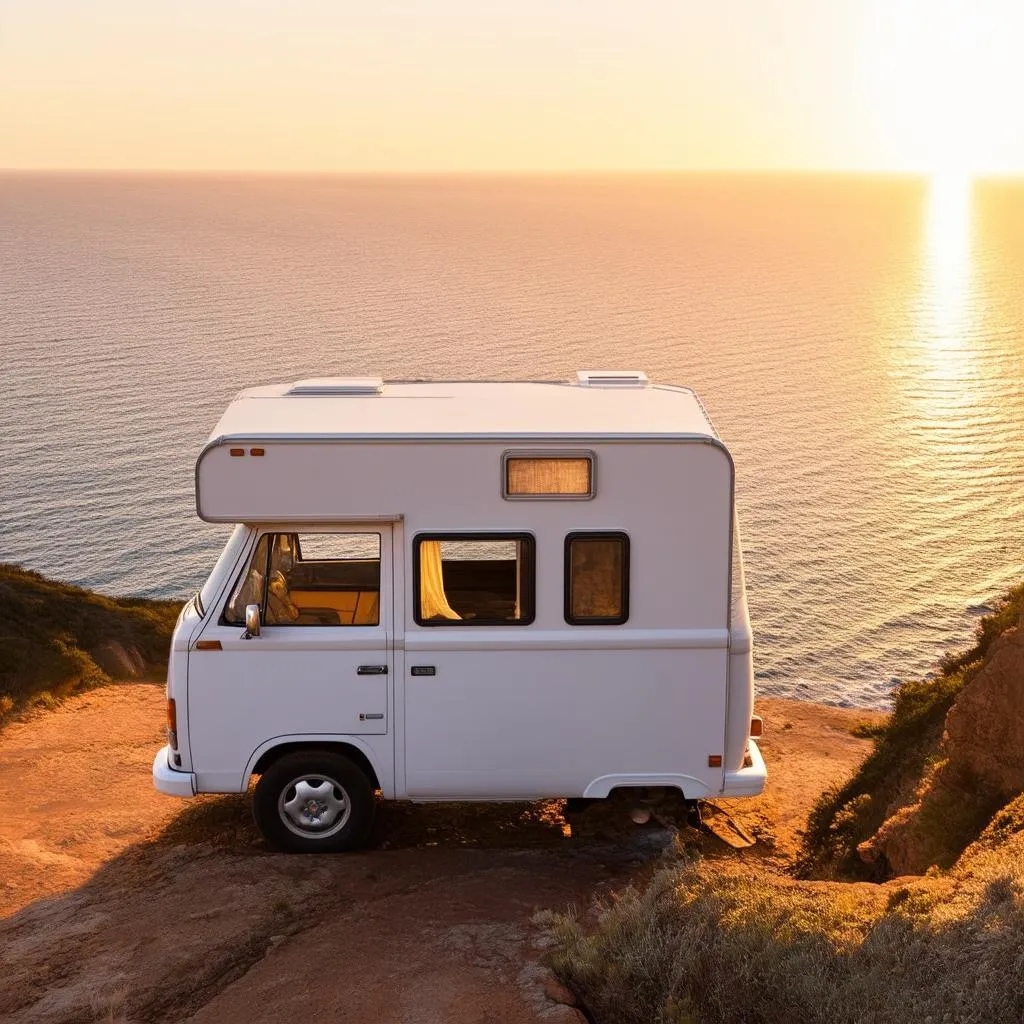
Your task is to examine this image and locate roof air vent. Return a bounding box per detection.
[575,370,649,389]
[287,377,384,396]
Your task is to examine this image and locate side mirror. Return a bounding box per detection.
[243,603,262,639]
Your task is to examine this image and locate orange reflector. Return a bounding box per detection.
[229,448,245,457]
[708,754,723,768]
[750,716,763,738]
[195,639,222,651]
[250,447,265,456]
[166,697,179,750]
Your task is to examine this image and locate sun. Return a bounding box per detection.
[861,1,1022,176]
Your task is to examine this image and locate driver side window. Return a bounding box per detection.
[223,533,381,627]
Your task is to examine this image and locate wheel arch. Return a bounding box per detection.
[246,737,382,792]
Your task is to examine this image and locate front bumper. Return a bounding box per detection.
[152,745,197,797]
[722,737,767,797]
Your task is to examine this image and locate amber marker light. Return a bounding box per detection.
[250,448,265,456]
[708,755,723,768]
[194,640,222,650]
[750,716,764,738]
[166,697,178,749]
[229,448,245,456]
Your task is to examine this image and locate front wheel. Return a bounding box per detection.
[252,750,375,853]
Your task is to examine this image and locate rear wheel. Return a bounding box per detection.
[253,750,375,853]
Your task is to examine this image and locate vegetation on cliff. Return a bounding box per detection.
[0,564,181,724]
[801,581,1024,879]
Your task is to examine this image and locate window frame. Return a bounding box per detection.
[221,530,383,628]
[501,450,596,501]
[412,531,537,627]
[221,533,272,627]
[564,531,631,626]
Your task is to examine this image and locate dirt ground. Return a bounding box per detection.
[0,683,881,1024]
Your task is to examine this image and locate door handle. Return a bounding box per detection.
[357,664,388,675]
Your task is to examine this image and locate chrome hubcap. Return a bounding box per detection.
[278,775,351,839]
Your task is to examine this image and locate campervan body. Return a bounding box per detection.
[153,371,766,851]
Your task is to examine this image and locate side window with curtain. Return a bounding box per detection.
[414,534,535,626]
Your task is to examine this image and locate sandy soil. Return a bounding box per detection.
[0,684,881,1024]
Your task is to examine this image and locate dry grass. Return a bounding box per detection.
[544,834,1024,1024]
[89,984,129,1024]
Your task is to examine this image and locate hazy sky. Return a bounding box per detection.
[1,0,1021,173]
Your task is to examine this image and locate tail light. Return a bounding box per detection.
[750,716,763,738]
[167,697,178,750]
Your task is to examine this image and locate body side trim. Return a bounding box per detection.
[403,628,729,652]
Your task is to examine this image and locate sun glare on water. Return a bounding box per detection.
[901,170,982,438]
[923,171,973,341]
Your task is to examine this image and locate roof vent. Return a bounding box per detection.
[576,370,649,389]
[287,377,384,396]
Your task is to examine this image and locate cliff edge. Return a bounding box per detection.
[801,581,1024,879]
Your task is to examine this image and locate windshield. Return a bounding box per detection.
[198,526,251,616]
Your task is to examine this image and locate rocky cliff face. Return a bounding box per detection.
[860,620,1024,875]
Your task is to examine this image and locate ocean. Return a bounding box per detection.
[1,173,1022,708]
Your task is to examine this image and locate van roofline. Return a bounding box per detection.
[202,431,723,446]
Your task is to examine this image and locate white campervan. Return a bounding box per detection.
[153,372,765,851]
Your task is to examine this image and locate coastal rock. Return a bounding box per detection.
[543,976,579,1007]
[861,625,1024,874]
[944,625,1024,795]
[92,641,147,678]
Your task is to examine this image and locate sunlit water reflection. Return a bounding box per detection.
[1,174,1022,707]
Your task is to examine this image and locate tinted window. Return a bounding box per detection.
[504,455,593,498]
[565,533,629,624]
[414,534,535,626]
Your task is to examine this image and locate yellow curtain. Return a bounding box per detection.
[419,541,461,620]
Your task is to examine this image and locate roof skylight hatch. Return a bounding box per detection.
[575,370,649,389]
[287,377,384,396]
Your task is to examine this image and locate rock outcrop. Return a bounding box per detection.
[860,622,1024,874]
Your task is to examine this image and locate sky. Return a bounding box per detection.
[1,0,1022,173]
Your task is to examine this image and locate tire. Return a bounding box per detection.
[252,750,375,853]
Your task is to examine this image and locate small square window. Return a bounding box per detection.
[504,453,594,499]
[565,533,629,625]
[414,534,535,626]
